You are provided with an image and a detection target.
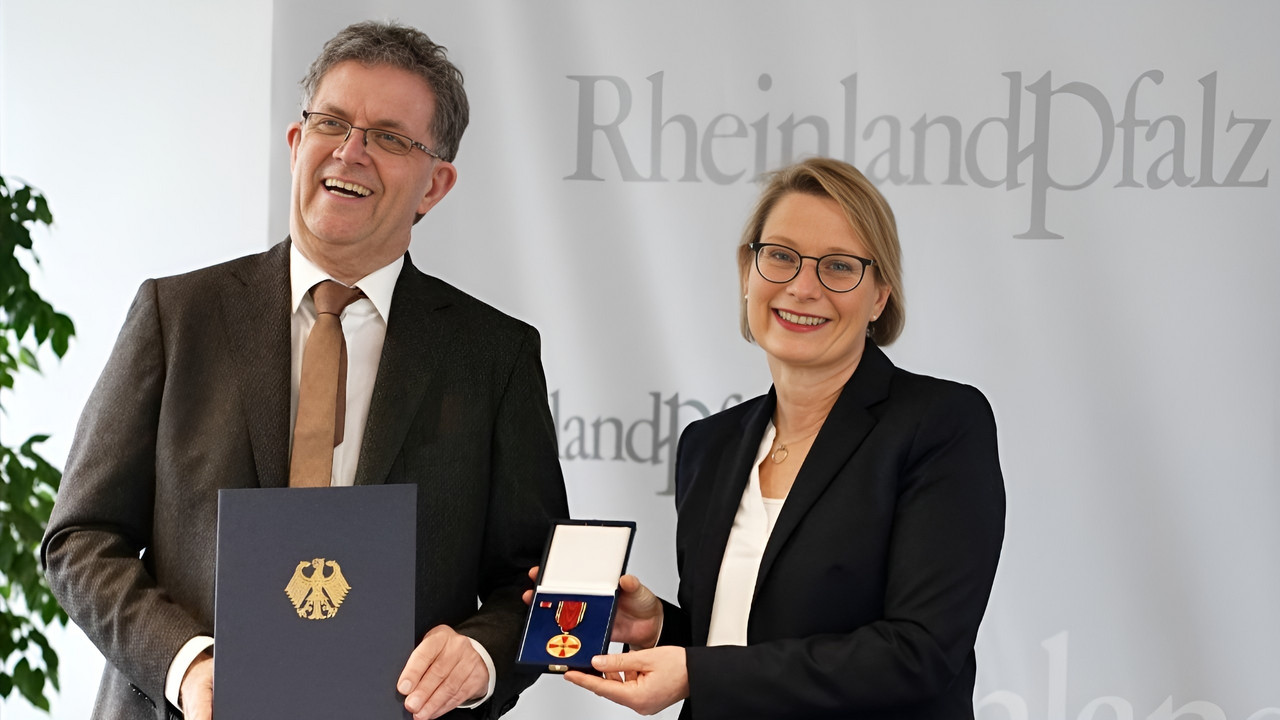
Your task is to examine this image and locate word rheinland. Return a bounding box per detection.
[565,71,1271,239]
[549,390,744,495]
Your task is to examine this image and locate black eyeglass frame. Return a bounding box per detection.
[301,110,441,159]
[748,242,877,293]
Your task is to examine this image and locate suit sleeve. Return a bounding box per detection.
[455,326,568,718]
[40,280,205,719]
[683,384,1005,718]
[655,598,692,648]
[657,420,703,651]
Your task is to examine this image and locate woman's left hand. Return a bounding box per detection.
[564,646,689,715]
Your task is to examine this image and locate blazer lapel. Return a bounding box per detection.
[218,241,292,489]
[353,255,453,486]
[687,392,775,640]
[752,342,894,598]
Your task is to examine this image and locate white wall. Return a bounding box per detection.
[0,2,273,717]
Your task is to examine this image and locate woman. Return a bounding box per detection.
[566,157,1005,719]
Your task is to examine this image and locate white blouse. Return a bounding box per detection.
[706,421,787,647]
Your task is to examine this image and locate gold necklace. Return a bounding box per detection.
[770,428,819,464]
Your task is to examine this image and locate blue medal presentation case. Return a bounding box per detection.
[517,520,636,672]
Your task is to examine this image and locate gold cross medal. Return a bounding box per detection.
[545,600,586,658]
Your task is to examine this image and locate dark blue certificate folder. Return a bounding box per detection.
[213,485,415,719]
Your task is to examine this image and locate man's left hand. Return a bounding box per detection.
[398,625,489,720]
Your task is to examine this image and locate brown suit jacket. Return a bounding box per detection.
[41,240,567,719]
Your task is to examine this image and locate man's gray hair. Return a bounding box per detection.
[301,20,469,162]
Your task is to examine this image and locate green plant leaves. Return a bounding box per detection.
[0,175,73,712]
[13,655,51,710]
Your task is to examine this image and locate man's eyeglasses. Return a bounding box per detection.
[301,110,440,159]
[748,242,876,293]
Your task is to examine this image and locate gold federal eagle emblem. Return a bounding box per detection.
[284,558,351,620]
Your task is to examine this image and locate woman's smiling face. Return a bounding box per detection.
[744,192,891,374]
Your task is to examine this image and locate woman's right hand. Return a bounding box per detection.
[611,574,663,649]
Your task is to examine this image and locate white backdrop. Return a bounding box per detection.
[3,1,1278,718]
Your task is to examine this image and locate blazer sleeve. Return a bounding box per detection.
[683,384,1005,718]
[40,280,206,719]
[454,326,569,718]
[656,598,693,648]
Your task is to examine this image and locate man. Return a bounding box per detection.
[40,21,566,720]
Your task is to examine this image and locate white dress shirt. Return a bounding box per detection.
[706,421,787,647]
[166,247,495,709]
[287,246,399,486]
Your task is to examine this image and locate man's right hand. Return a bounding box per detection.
[179,651,213,720]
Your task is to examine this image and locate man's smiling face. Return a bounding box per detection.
[287,60,455,280]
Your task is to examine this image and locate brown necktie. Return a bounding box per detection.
[289,280,364,488]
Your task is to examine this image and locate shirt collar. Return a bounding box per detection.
[290,243,403,320]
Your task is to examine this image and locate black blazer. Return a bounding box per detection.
[658,342,1004,720]
[41,240,567,720]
